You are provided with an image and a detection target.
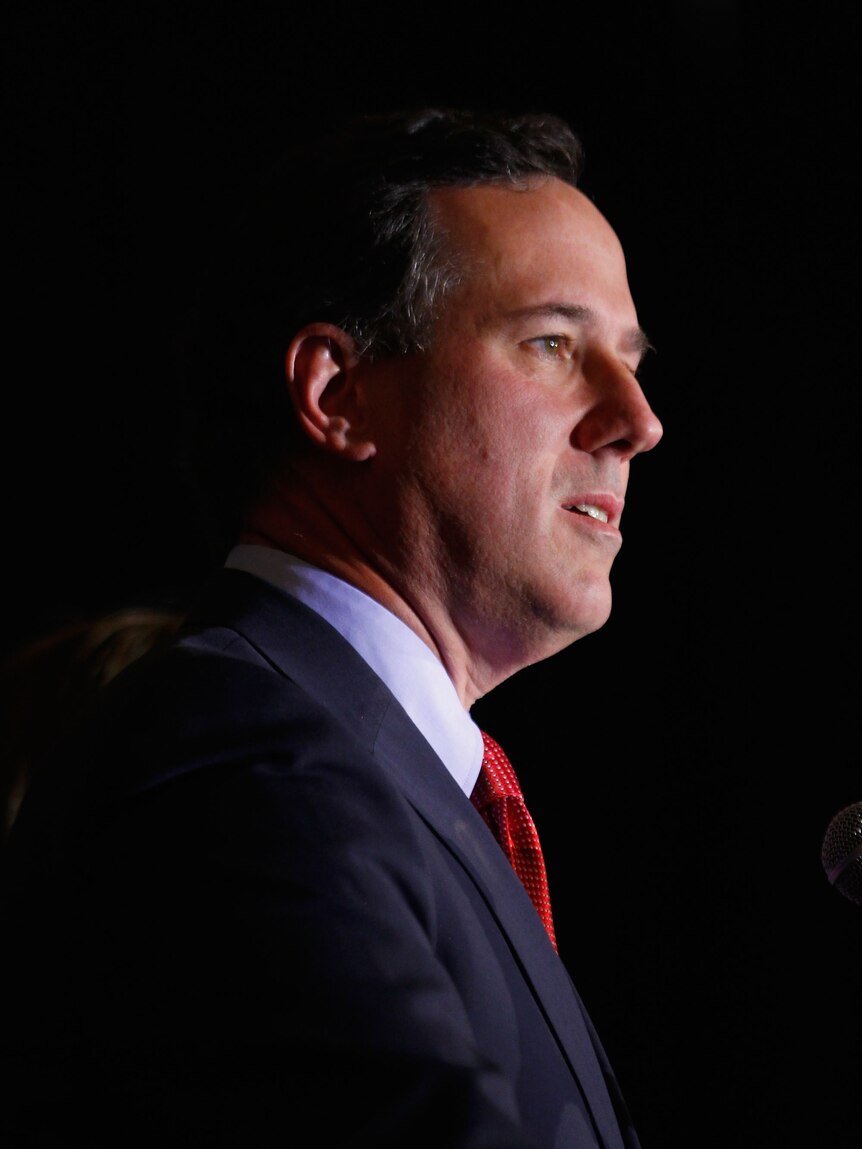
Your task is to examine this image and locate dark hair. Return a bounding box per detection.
[298,107,585,356]
[176,107,585,557]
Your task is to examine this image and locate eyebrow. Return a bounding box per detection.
[503,303,655,357]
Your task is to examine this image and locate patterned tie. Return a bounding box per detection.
[471,730,558,952]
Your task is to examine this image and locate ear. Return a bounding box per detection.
[285,323,377,461]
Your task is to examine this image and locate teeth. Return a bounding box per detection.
[570,503,608,522]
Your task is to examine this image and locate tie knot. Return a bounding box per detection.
[478,729,524,802]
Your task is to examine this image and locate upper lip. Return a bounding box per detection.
[562,494,624,528]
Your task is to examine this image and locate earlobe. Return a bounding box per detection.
[285,324,376,461]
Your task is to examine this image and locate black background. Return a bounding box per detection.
[4,4,861,1146]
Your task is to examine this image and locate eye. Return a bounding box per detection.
[527,334,575,359]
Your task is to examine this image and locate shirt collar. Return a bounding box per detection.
[224,544,484,796]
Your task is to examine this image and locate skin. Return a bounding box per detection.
[242,176,663,708]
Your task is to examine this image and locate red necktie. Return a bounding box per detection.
[471,730,558,952]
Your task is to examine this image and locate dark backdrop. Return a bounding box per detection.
[4,4,860,1146]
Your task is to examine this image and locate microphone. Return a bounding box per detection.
[821,801,862,905]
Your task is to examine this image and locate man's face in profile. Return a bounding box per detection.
[344,177,663,678]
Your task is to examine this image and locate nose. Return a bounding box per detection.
[571,356,663,462]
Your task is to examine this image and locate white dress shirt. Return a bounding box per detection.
[224,544,484,797]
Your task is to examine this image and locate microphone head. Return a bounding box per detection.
[821,801,862,905]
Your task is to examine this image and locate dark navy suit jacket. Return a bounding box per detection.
[2,570,640,1148]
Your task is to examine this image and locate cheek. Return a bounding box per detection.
[479,397,567,497]
[408,354,568,497]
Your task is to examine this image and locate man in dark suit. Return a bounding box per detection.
[2,108,663,1147]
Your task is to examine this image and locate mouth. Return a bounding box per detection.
[564,502,609,523]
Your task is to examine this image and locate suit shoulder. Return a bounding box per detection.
[8,624,365,845]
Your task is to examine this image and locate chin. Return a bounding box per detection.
[561,584,613,638]
[526,578,612,646]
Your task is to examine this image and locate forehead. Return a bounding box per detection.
[428,177,635,321]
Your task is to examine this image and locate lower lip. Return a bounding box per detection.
[564,508,620,539]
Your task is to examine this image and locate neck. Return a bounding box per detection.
[239,469,544,709]
[239,471,447,675]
